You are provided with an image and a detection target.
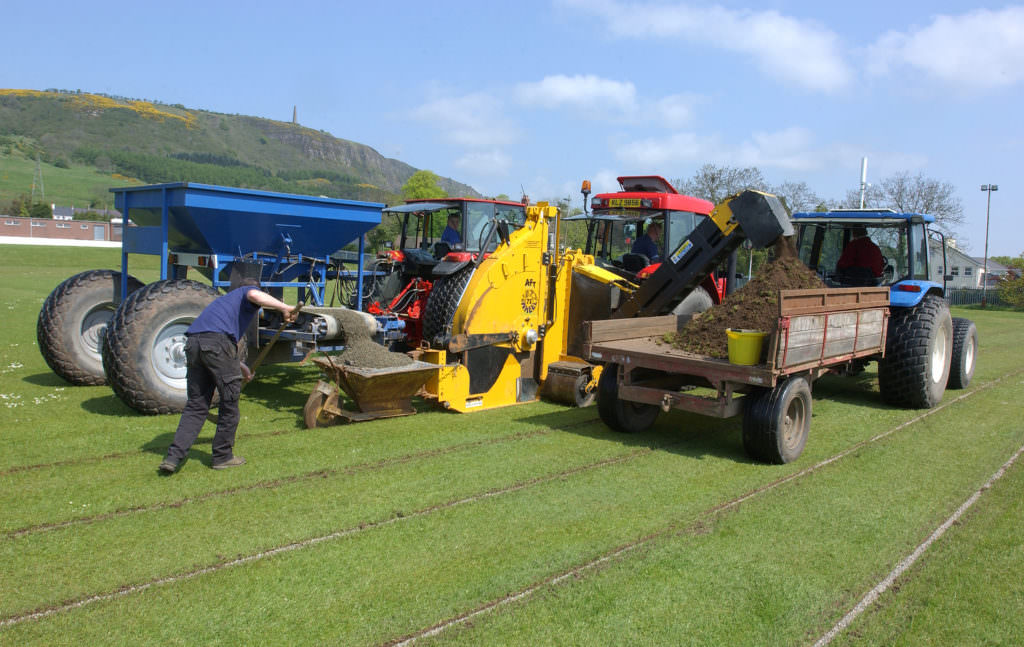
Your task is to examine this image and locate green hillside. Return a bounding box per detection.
[0,89,479,213]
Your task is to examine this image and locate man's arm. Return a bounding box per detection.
[246,289,299,322]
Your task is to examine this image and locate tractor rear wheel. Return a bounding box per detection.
[37,270,144,385]
[877,295,952,409]
[742,376,811,464]
[597,363,659,433]
[103,280,220,414]
[947,317,978,389]
[422,266,474,347]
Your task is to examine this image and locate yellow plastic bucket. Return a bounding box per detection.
[726,329,768,365]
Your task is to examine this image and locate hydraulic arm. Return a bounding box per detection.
[612,190,792,318]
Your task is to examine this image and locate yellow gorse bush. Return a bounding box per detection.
[1,89,197,129]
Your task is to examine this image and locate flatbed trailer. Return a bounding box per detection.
[585,287,890,463]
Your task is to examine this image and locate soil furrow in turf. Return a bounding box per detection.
[379,371,1020,647]
[3,421,598,539]
[0,444,660,628]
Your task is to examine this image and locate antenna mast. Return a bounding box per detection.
[31,154,45,203]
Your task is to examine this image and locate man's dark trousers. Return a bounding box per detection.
[165,332,242,464]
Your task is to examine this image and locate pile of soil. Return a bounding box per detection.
[666,254,825,358]
[331,308,413,369]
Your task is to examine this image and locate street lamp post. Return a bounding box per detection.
[980,184,998,307]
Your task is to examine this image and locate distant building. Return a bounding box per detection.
[1,216,123,242]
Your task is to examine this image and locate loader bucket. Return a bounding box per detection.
[307,357,438,425]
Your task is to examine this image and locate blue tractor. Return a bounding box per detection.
[791,209,978,408]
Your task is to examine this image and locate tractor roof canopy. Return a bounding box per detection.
[792,210,935,224]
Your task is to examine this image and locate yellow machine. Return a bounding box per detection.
[417,202,630,412]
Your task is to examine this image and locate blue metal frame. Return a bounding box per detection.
[112,182,384,306]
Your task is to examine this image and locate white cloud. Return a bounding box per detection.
[561,0,852,93]
[516,74,637,112]
[615,131,714,166]
[454,150,512,177]
[411,92,518,148]
[517,74,700,128]
[867,7,1024,88]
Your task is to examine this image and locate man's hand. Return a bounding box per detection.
[284,305,299,323]
[239,362,254,383]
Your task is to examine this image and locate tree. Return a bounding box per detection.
[844,172,965,239]
[673,164,768,204]
[771,180,824,213]
[401,170,447,200]
[29,203,52,218]
[991,254,1024,272]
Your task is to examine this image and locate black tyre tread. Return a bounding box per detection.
[877,295,952,409]
[742,377,811,464]
[596,363,659,433]
[37,269,144,385]
[422,267,475,346]
[948,317,978,390]
[103,279,220,415]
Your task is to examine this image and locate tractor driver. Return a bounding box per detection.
[631,220,662,263]
[441,213,462,246]
[836,226,884,280]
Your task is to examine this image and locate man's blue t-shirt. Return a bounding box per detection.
[441,225,461,245]
[187,286,260,342]
[631,234,661,262]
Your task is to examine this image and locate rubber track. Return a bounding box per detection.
[36,270,142,385]
[877,295,949,408]
[422,266,474,345]
[103,280,219,414]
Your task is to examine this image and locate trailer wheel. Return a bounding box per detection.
[947,318,978,390]
[742,376,811,464]
[37,270,144,385]
[877,295,952,408]
[103,280,220,414]
[422,266,474,347]
[597,363,659,433]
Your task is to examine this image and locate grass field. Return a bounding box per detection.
[0,156,133,211]
[1,244,1022,646]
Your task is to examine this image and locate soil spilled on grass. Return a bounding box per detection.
[331,308,413,369]
[667,252,824,359]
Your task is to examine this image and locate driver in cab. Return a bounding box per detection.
[441,213,461,246]
[631,220,662,263]
[836,226,884,279]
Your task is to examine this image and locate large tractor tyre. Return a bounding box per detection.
[877,295,953,409]
[742,376,812,464]
[596,363,660,433]
[947,318,978,390]
[37,269,144,385]
[671,286,714,316]
[422,266,475,347]
[102,280,220,414]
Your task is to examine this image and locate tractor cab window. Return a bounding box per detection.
[464,203,494,252]
[495,204,527,229]
[667,211,698,257]
[909,222,929,280]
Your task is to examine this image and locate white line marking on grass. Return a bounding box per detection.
[812,441,1024,647]
[383,374,1019,647]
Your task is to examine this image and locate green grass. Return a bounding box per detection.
[0,155,130,210]
[1,244,1023,645]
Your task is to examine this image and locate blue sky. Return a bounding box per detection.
[4,0,1022,256]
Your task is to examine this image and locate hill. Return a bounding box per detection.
[0,89,479,211]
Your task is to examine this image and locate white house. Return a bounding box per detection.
[929,241,984,288]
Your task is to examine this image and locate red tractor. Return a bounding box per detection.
[569,175,730,314]
[364,198,528,347]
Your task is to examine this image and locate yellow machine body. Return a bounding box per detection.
[422,204,617,413]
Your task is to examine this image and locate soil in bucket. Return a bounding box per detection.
[331,309,413,369]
